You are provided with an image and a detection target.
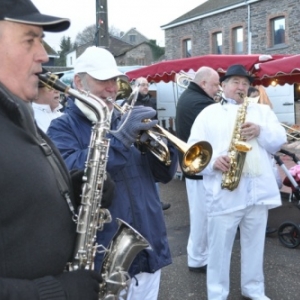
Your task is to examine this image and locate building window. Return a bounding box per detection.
[138,58,145,65]
[70,57,72,66]
[232,27,243,54]
[272,17,285,46]
[183,39,192,58]
[213,32,222,54]
[129,34,136,44]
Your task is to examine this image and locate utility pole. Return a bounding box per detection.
[95,0,109,48]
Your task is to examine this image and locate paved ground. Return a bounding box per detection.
[157,175,300,300]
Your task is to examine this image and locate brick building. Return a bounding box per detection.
[161,0,300,59]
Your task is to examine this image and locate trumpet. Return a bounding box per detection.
[176,71,194,89]
[111,88,213,176]
[281,123,300,141]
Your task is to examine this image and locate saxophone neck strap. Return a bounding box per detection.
[34,131,77,221]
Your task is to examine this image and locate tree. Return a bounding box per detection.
[109,25,121,37]
[55,36,73,66]
[75,24,96,46]
[74,24,123,46]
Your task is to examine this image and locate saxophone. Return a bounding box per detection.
[221,94,252,191]
[38,72,150,300]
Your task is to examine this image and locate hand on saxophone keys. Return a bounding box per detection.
[240,122,260,141]
[213,155,231,172]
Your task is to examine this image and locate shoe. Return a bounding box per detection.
[266,226,277,235]
[188,265,207,273]
[161,202,171,210]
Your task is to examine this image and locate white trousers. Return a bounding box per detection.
[186,179,208,267]
[119,270,161,300]
[207,205,268,300]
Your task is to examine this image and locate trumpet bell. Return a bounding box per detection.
[182,141,213,175]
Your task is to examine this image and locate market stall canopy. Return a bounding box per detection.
[253,54,300,87]
[125,54,288,83]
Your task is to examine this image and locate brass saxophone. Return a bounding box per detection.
[38,72,150,300]
[221,94,252,191]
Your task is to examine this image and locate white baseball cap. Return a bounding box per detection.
[74,46,128,81]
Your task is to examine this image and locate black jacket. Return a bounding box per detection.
[175,82,215,178]
[0,83,76,299]
[134,93,157,118]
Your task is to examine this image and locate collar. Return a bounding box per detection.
[221,94,237,105]
[32,102,63,113]
[32,102,52,113]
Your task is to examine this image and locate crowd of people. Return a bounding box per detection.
[0,1,287,299]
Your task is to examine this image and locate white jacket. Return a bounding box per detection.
[32,103,63,133]
[188,102,287,216]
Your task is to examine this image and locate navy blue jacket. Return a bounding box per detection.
[48,98,178,276]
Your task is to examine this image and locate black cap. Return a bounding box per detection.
[220,64,254,83]
[0,0,70,32]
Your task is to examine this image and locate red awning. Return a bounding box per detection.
[125,54,288,83]
[253,54,300,86]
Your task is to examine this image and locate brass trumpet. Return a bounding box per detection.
[111,87,213,176]
[281,123,300,141]
[176,71,194,89]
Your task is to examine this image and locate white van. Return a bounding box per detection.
[265,84,295,125]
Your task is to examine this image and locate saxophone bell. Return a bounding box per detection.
[99,219,150,300]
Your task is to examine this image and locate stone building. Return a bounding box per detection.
[115,41,165,66]
[64,28,163,68]
[161,0,300,59]
[119,27,149,46]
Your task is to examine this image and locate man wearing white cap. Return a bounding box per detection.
[0,0,116,299]
[48,46,179,300]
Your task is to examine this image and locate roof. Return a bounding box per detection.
[43,40,59,58]
[161,0,261,28]
[69,35,133,58]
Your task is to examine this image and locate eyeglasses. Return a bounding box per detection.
[139,83,150,87]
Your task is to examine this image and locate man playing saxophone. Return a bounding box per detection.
[188,64,286,300]
[0,1,115,299]
[48,46,178,300]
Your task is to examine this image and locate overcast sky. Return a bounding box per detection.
[32,0,206,51]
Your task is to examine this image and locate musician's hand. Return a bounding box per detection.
[241,122,260,140]
[111,106,158,148]
[70,170,115,208]
[55,270,102,300]
[102,172,115,208]
[213,155,231,172]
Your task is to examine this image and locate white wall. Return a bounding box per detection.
[66,50,77,68]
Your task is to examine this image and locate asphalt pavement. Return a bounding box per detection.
[157,177,300,300]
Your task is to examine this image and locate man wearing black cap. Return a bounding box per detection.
[0,1,113,299]
[188,64,286,300]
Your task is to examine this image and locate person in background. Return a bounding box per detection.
[0,0,114,299]
[247,85,279,235]
[175,66,220,273]
[247,86,273,108]
[133,76,171,211]
[32,74,63,132]
[48,46,178,300]
[188,64,286,299]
